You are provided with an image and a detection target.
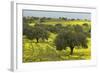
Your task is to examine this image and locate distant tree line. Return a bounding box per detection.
[23,16,91,24]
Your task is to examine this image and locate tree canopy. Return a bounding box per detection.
[24,24,49,43]
[55,29,88,55]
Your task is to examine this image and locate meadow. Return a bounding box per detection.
[23,17,91,63]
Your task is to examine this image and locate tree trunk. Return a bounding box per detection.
[36,38,39,43]
[70,46,74,55]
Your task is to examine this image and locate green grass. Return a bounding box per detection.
[43,20,90,25]
[23,41,91,62]
[23,33,91,63]
[29,20,91,26]
[23,20,91,63]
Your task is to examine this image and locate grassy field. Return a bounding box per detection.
[23,37,91,62]
[29,20,91,26]
[23,15,91,63]
[23,19,91,63]
[42,20,90,25]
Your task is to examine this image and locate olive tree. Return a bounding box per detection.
[24,24,49,43]
[32,26,49,43]
[55,30,88,55]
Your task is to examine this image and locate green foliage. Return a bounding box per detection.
[32,25,49,42]
[55,26,88,55]
[24,24,50,43]
[83,23,89,26]
[55,31,68,50]
[23,16,91,62]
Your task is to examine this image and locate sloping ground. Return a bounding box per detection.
[23,34,91,63]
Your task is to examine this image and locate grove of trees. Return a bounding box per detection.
[23,16,91,62]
